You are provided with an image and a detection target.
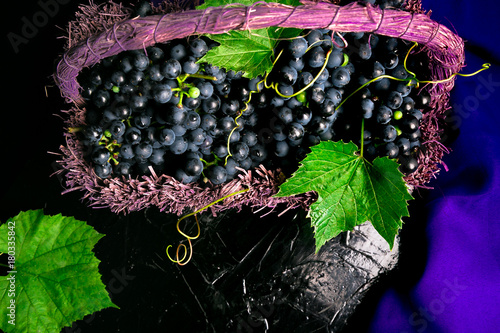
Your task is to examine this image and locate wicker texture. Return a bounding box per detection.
[53,0,465,215]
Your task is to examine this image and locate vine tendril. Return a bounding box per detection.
[166,188,250,265]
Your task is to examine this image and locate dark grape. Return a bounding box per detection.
[184,158,204,176]
[206,165,227,185]
[95,162,113,178]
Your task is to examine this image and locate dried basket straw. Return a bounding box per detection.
[53,0,465,215]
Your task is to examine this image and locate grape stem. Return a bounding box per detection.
[336,42,491,111]
[360,118,365,159]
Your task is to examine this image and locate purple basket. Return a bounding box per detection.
[53,0,465,215]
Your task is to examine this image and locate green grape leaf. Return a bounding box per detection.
[198,28,277,79]
[0,210,117,333]
[274,141,413,252]
[197,0,302,78]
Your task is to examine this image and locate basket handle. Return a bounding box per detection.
[54,1,464,103]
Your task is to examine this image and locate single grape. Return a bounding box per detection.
[240,130,258,147]
[201,96,221,114]
[218,116,236,134]
[331,67,351,88]
[166,106,187,125]
[390,64,408,80]
[161,58,182,78]
[294,106,313,125]
[306,29,323,46]
[317,99,337,117]
[357,43,372,60]
[197,81,214,99]
[230,142,250,161]
[119,57,133,73]
[149,148,166,165]
[147,64,164,82]
[114,161,133,177]
[134,142,153,159]
[158,128,176,146]
[224,158,240,177]
[189,39,208,57]
[286,97,303,109]
[383,142,399,159]
[133,53,149,71]
[95,162,113,178]
[381,51,399,69]
[169,136,188,155]
[398,155,419,174]
[111,70,126,86]
[279,65,298,86]
[188,128,206,145]
[309,116,330,135]
[200,114,217,132]
[147,46,164,62]
[327,50,344,69]
[108,120,126,138]
[361,98,374,119]
[175,168,194,184]
[183,56,200,74]
[184,111,201,130]
[376,105,393,124]
[206,165,227,185]
[92,89,110,108]
[395,137,411,154]
[84,125,103,142]
[125,127,142,144]
[401,96,415,112]
[119,143,135,160]
[92,147,110,165]
[307,46,326,68]
[221,99,240,116]
[288,37,308,58]
[184,158,204,176]
[250,144,268,163]
[278,106,294,124]
[133,113,151,129]
[274,140,290,157]
[130,94,148,110]
[400,116,420,133]
[386,90,403,109]
[309,87,325,104]
[171,124,187,137]
[297,71,314,88]
[128,70,144,85]
[287,122,305,140]
[170,43,187,61]
[381,125,398,142]
[414,92,431,109]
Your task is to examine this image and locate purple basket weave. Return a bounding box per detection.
[53,0,465,215]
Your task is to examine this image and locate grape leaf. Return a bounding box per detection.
[274,141,413,252]
[0,210,117,333]
[198,28,277,79]
[197,0,302,78]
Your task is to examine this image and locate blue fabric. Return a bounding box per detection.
[369,1,500,332]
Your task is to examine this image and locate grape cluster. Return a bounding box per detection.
[76,27,428,184]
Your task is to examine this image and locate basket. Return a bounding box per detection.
[53,0,465,215]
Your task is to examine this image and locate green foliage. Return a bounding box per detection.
[197,0,302,78]
[275,141,413,252]
[0,210,117,333]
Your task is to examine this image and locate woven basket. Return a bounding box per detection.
[53,0,465,215]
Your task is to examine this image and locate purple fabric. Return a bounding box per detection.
[370,0,500,332]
